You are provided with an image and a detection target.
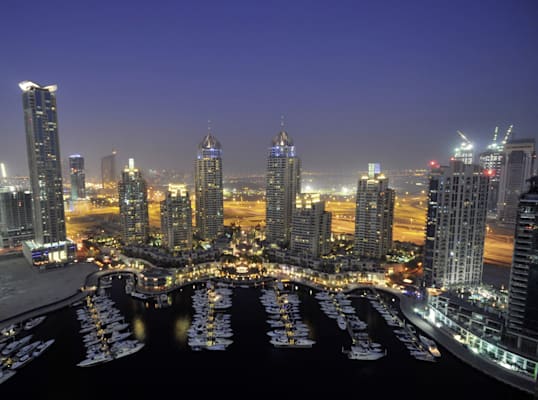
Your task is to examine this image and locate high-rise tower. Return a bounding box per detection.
[354,163,395,260]
[19,81,75,266]
[69,154,85,201]
[424,160,489,288]
[101,150,118,191]
[506,176,538,354]
[195,132,223,241]
[497,139,536,228]
[265,126,301,246]
[290,193,331,257]
[161,184,192,252]
[119,158,149,245]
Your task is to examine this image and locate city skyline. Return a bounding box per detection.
[1,1,537,178]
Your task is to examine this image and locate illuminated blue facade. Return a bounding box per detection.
[265,130,301,246]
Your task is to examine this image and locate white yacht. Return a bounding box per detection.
[419,335,441,357]
[337,317,347,330]
[2,335,33,356]
[15,340,42,358]
[32,339,55,357]
[77,352,113,367]
[112,340,145,360]
[345,347,386,361]
[0,368,16,384]
[23,316,46,331]
[11,353,35,369]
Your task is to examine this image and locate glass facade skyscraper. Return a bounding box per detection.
[497,139,536,228]
[195,133,223,241]
[101,150,118,191]
[119,158,149,245]
[161,184,192,251]
[265,129,301,246]
[506,176,538,355]
[424,160,489,288]
[19,81,75,266]
[69,154,85,200]
[354,163,394,260]
[290,193,331,257]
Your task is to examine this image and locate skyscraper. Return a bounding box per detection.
[290,193,331,257]
[195,132,223,241]
[479,125,513,214]
[19,81,75,266]
[424,160,489,288]
[354,163,395,260]
[0,187,33,248]
[101,150,118,191]
[161,184,192,252]
[506,176,538,354]
[69,154,85,201]
[265,127,301,246]
[119,158,149,245]
[497,139,536,228]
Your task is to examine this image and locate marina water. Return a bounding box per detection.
[0,276,531,399]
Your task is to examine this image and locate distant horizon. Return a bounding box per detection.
[1,1,537,179]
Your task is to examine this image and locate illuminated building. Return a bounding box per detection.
[265,125,301,246]
[0,187,33,248]
[195,132,223,241]
[69,154,85,200]
[497,139,536,228]
[506,176,538,354]
[119,158,149,245]
[161,184,192,251]
[290,193,331,257]
[101,150,117,191]
[424,160,489,288]
[454,130,474,165]
[19,81,75,266]
[479,125,513,214]
[354,163,394,260]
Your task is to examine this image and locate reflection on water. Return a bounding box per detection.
[133,316,146,341]
[174,316,191,345]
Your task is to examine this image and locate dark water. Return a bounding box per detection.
[0,277,532,399]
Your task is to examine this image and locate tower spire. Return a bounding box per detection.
[280,115,285,130]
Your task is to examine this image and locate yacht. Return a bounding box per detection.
[0,368,16,385]
[2,335,33,356]
[112,340,145,359]
[23,316,46,331]
[11,353,35,369]
[130,292,149,300]
[15,341,42,358]
[77,352,113,367]
[345,346,386,361]
[32,339,55,357]
[419,335,441,357]
[337,317,347,330]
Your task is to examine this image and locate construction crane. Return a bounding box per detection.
[501,124,513,145]
[492,126,499,144]
[457,130,472,145]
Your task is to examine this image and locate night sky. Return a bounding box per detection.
[1,0,537,179]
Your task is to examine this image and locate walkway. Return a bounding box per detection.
[396,292,536,395]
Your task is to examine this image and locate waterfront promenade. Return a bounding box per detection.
[397,293,536,395]
[0,255,535,395]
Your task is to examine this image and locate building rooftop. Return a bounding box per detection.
[272,130,293,147]
[199,133,222,150]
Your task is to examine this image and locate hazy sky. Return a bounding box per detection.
[1,0,537,179]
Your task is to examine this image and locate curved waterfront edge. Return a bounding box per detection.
[1,261,535,395]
